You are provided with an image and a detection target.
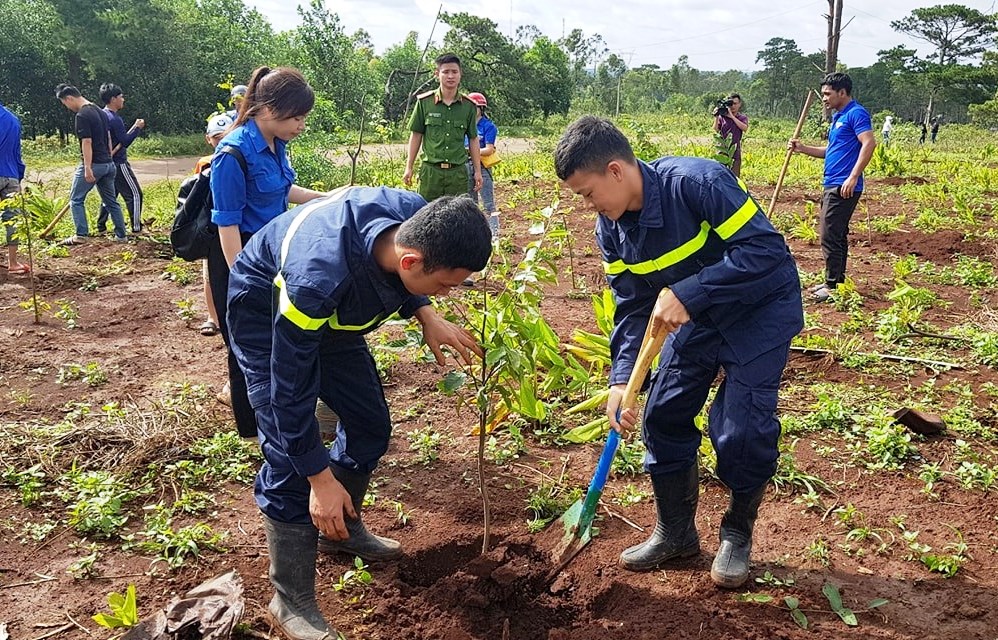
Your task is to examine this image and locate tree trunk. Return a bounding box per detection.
[823,0,843,121]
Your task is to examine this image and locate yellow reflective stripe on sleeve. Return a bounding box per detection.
[274,273,330,330]
[603,221,711,275]
[272,187,356,330]
[328,310,385,332]
[714,196,759,240]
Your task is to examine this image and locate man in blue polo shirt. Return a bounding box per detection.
[555,116,803,589]
[789,72,876,302]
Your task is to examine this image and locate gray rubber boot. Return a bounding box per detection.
[710,486,766,588]
[317,467,402,562]
[619,464,701,571]
[262,515,335,640]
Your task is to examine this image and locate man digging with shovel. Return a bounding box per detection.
[554,116,803,588]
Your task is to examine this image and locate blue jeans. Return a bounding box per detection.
[467,162,495,213]
[69,162,125,238]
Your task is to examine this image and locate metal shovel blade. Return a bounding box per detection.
[545,429,620,582]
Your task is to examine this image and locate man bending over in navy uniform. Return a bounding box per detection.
[227,187,491,640]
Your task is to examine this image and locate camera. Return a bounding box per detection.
[713,98,735,117]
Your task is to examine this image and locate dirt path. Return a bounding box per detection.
[30,138,537,189]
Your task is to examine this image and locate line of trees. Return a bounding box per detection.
[1,0,996,138]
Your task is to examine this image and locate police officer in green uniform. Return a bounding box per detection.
[404,53,482,201]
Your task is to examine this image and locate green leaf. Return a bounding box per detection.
[437,371,466,394]
[736,593,774,603]
[122,584,137,625]
[92,613,125,629]
[563,417,607,443]
[822,581,843,611]
[790,607,809,629]
[565,389,610,415]
[868,598,889,609]
[783,596,800,609]
[836,608,858,626]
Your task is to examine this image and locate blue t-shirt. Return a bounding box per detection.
[464,116,498,153]
[824,100,872,192]
[210,119,296,233]
[0,104,25,180]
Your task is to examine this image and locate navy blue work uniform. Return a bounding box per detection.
[601,158,803,495]
[227,186,431,524]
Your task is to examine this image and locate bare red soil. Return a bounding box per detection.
[1,175,996,640]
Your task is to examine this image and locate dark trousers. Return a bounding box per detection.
[819,187,861,288]
[207,235,258,438]
[97,161,143,233]
[225,279,393,523]
[641,325,792,495]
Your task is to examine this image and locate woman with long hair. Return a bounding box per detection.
[208,66,327,441]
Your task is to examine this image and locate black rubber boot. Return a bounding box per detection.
[619,464,701,571]
[317,467,402,562]
[710,486,766,588]
[262,515,335,640]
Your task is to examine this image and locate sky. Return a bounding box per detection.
[247,0,997,72]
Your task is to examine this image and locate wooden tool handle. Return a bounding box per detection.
[768,90,815,217]
[39,202,71,239]
[620,314,668,411]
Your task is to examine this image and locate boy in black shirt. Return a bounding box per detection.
[55,84,128,244]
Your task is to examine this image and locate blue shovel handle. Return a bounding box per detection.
[576,427,621,534]
[574,314,666,537]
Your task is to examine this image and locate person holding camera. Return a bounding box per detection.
[713,94,749,177]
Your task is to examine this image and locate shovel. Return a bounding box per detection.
[547,315,668,580]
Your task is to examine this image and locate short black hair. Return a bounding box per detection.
[396,196,491,272]
[99,83,122,105]
[434,53,461,68]
[727,93,742,102]
[554,115,637,181]
[55,84,81,100]
[821,72,852,95]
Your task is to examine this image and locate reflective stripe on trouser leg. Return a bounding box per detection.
[708,340,791,495]
[642,328,722,476]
